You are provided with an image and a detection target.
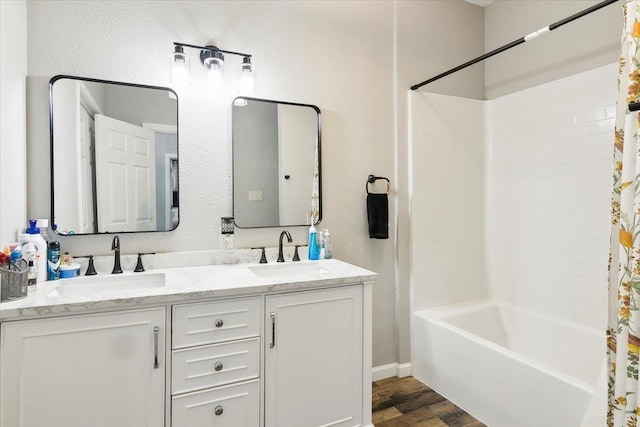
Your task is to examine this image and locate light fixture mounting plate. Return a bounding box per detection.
[200,45,224,66]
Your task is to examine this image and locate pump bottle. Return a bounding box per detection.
[323,229,332,259]
[308,223,320,260]
[24,220,47,283]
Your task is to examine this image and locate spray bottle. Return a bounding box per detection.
[48,241,61,281]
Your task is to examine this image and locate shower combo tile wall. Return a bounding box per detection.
[410,93,487,311]
[411,63,617,330]
[486,63,616,330]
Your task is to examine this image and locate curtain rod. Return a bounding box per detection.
[410,0,620,91]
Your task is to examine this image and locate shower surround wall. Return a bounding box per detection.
[411,63,616,330]
[410,94,487,311]
[486,63,616,330]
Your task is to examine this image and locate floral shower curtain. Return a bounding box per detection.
[608,1,640,425]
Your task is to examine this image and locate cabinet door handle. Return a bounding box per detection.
[215,405,224,416]
[214,361,223,371]
[270,312,276,348]
[153,326,160,369]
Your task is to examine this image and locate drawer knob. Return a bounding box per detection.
[214,361,223,371]
[215,318,224,328]
[215,405,224,416]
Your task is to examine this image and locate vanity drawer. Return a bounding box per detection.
[172,297,261,349]
[172,337,260,395]
[172,379,260,427]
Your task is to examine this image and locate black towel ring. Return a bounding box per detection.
[366,175,391,194]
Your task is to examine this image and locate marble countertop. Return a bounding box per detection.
[0,258,376,321]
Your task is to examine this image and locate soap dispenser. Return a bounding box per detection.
[308,223,320,261]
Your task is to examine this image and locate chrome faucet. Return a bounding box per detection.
[111,235,123,274]
[277,231,292,263]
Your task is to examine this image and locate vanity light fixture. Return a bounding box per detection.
[170,42,256,93]
[169,45,190,90]
[239,56,256,96]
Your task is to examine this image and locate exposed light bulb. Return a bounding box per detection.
[239,56,256,96]
[202,48,225,89]
[206,61,224,88]
[170,46,190,90]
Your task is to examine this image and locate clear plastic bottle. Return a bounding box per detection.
[323,230,332,259]
[36,219,51,244]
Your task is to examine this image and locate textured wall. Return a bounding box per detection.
[22,0,611,368]
[25,0,397,366]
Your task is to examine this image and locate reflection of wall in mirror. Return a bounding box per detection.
[277,104,316,225]
[234,102,280,227]
[53,80,105,234]
[106,85,176,127]
[152,132,178,231]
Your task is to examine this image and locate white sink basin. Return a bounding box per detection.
[248,262,330,281]
[49,273,166,296]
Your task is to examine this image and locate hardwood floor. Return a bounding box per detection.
[372,376,486,427]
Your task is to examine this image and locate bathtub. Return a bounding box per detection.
[411,300,604,427]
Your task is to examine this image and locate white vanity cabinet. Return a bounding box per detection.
[265,285,364,427]
[171,296,261,427]
[0,260,375,427]
[0,307,166,427]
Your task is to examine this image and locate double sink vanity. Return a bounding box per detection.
[0,254,376,427]
[2,72,374,426]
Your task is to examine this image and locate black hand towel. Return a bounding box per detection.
[367,193,389,239]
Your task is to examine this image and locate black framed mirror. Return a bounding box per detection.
[232,97,321,228]
[49,75,179,235]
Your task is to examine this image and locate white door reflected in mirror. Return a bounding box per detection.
[50,76,179,235]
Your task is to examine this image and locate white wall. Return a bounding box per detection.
[396,0,485,363]
[278,104,316,225]
[400,0,621,365]
[410,63,616,332]
[11,0,620,369]
[486,63,616,329]
[0,0,27,244]
[410,92,488,311]
[105,84,176,128]
[233,101,280,227]
[51,80,82,232]
[485,0,621,99]
[24,0,397,366]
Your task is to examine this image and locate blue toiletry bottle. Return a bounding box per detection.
[308,224,320,260]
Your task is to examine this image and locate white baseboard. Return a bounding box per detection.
[372,362,412,381]
[397,362,412,378]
